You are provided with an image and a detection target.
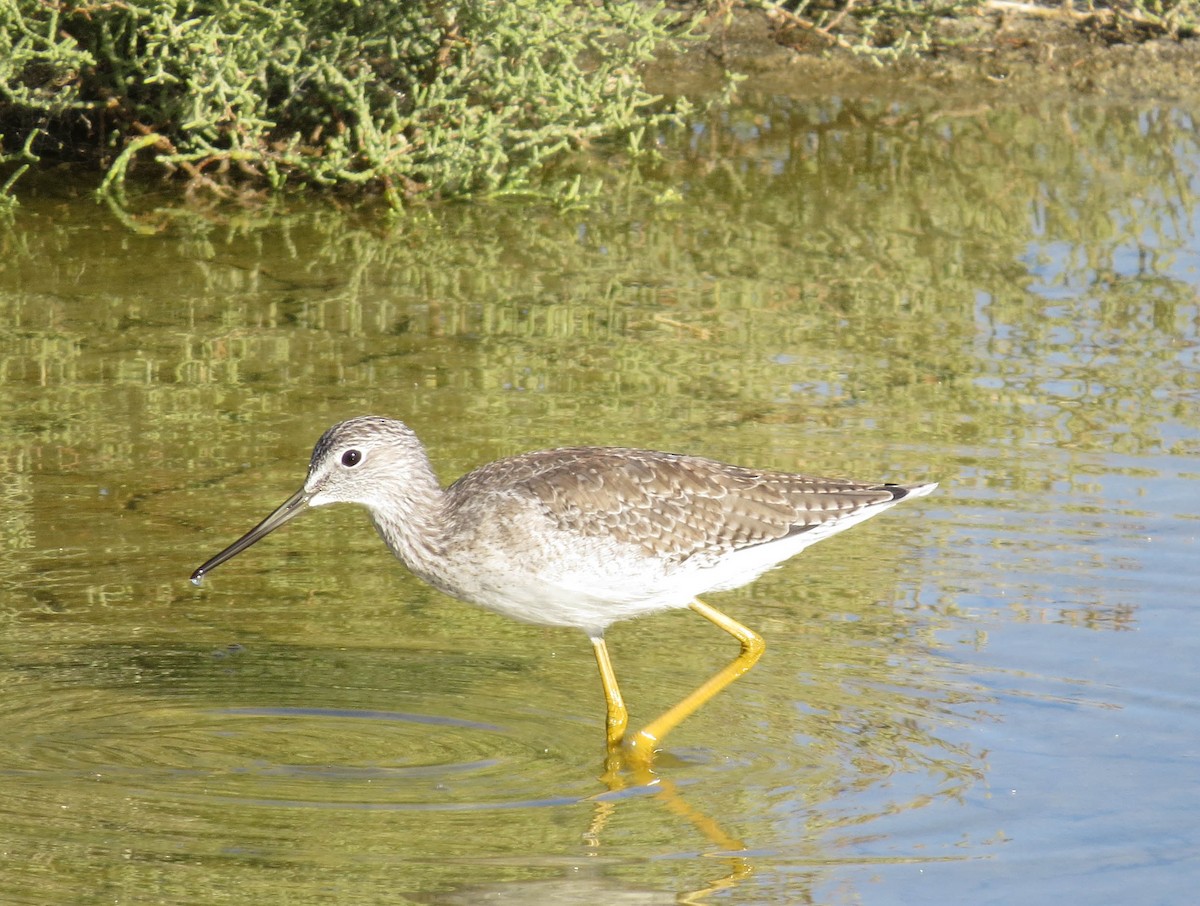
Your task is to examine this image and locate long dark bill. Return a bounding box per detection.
[190,487,309,585]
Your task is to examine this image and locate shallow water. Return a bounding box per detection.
[1,92,1199,904]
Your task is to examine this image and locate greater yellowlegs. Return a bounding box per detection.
[191,417,936,759]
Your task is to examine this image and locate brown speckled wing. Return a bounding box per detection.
[454,447,909,562]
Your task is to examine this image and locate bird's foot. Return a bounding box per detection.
[619,728,659,768]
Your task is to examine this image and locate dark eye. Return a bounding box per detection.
[341,449,362,467]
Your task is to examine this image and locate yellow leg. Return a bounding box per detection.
[591,636,628,750]
[625,597,765,761]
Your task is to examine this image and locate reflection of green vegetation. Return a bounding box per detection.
[0,0,692,206]
[0,98,1197,468]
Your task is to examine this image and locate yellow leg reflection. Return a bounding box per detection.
[624,597,765,763]
[589,757,754,900]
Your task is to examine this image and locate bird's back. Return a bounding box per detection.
[445,447,931,568]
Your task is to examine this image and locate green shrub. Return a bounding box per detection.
[0,0,694,207]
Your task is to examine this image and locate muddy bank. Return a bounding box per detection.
[652,6,1200,103]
